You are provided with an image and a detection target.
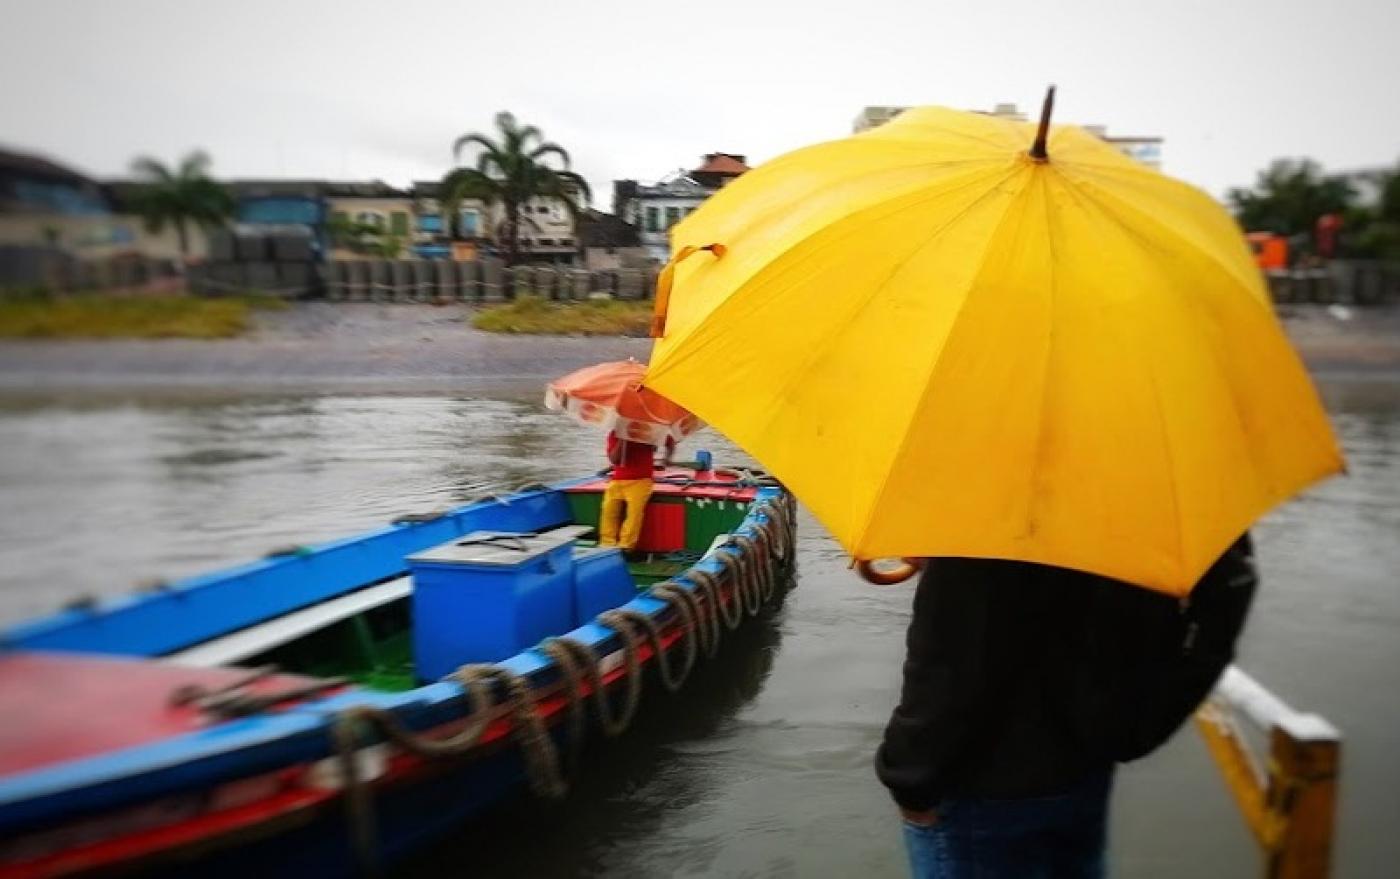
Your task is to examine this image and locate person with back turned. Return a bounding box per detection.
[878,536,1259,878]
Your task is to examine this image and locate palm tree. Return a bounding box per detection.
[442,112,591,268]
[128,150,235,265]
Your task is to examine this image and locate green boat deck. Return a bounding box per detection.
[243,484,752,693]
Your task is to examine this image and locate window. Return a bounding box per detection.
[538,238,556,246]
[459,209,479,236]
[665,206,682,228]
[354,211,385,230]
[418,214,443,233]
[645,206,661,233]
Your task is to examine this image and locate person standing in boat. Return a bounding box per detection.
[599,430,675,551]
[877,537,1259,878]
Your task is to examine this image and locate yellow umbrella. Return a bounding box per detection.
[645,90,1343,596]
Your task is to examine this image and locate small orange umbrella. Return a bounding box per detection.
[546,360,700,445]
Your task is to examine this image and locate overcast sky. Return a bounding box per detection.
[2,0,1396,206]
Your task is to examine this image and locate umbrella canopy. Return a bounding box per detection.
[546,360,700,446]
[644,96,1343,595]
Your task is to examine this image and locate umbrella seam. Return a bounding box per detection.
[652,164,1027,557]
[650,162,1021,388]
[1027,170,1060,546]
[1047,167,1200,577]
[1051,164,1271,316]
[849,166,1037,557]
[669,155,1009,310]
[1046,167,1291,567]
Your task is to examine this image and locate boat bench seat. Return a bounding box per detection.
[169,576,414,668]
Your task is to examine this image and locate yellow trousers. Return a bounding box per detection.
[599,478,654,551]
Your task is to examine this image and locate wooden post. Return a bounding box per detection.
[1267,729,1340,879]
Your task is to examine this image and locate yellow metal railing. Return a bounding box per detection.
[1196,667,1341,878]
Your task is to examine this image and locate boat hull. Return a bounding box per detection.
[0,474,796,878]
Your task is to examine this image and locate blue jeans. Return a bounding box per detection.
[901,770,1112,879]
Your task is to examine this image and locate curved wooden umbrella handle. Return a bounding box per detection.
[855,558,925,586]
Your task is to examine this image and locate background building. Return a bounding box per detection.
[575,209,647,270]
[323,182,414,259]
[851,103,1163,170]
[0,148,137,262]
[494,194,580,265]
[614,153,749,261]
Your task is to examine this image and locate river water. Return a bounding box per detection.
[0,382,1396,878]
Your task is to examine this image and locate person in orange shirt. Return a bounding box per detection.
[599,431,675,551]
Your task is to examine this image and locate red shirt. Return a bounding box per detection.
[607,433,671,480]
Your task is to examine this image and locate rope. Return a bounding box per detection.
[541,628,643,739]
[607,604,697,693]
[764,502,791,561]
[322,491,796,876]
[735,533,773,602]
[652,579,717,659]
[330,664,566,876]
[717,550,760,617]
[332,714,379,878]
[391,508,451,525]
[690,567,742,632]
[536,641,588,777]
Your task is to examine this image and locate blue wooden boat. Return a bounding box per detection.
[0,463,795,877]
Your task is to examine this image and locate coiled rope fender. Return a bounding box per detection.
[541,623,643,739]
[713,551,756,619]
[732,546,764,616]
[689,566,742,632]
[329,494,795,877]
[331,663,565,877]
[652,579,717,659]
[731,534,773,604]
[768,500,794,560]
[604,605,698,694]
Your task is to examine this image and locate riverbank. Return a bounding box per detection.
[0,293,286,340]
[0,302,1395,396]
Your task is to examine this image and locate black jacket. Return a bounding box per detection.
[875,537,1257,811]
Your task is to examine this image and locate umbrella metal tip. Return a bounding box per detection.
[1028,85,1057,162]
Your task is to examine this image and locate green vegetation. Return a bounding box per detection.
[128,151,235,261]
[1229,157,1400,260]
[442,112,590,267]
[0,292,286,339]
[471,296,651,336]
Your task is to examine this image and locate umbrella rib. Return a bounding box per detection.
[1026,170,1060,544]
[678,151,1007,283]
[652,162,1021,389]
[657,164,1030,497]
[1044,168,1227,578]
[848,167,1035,557]
[1052,164,1269,314]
